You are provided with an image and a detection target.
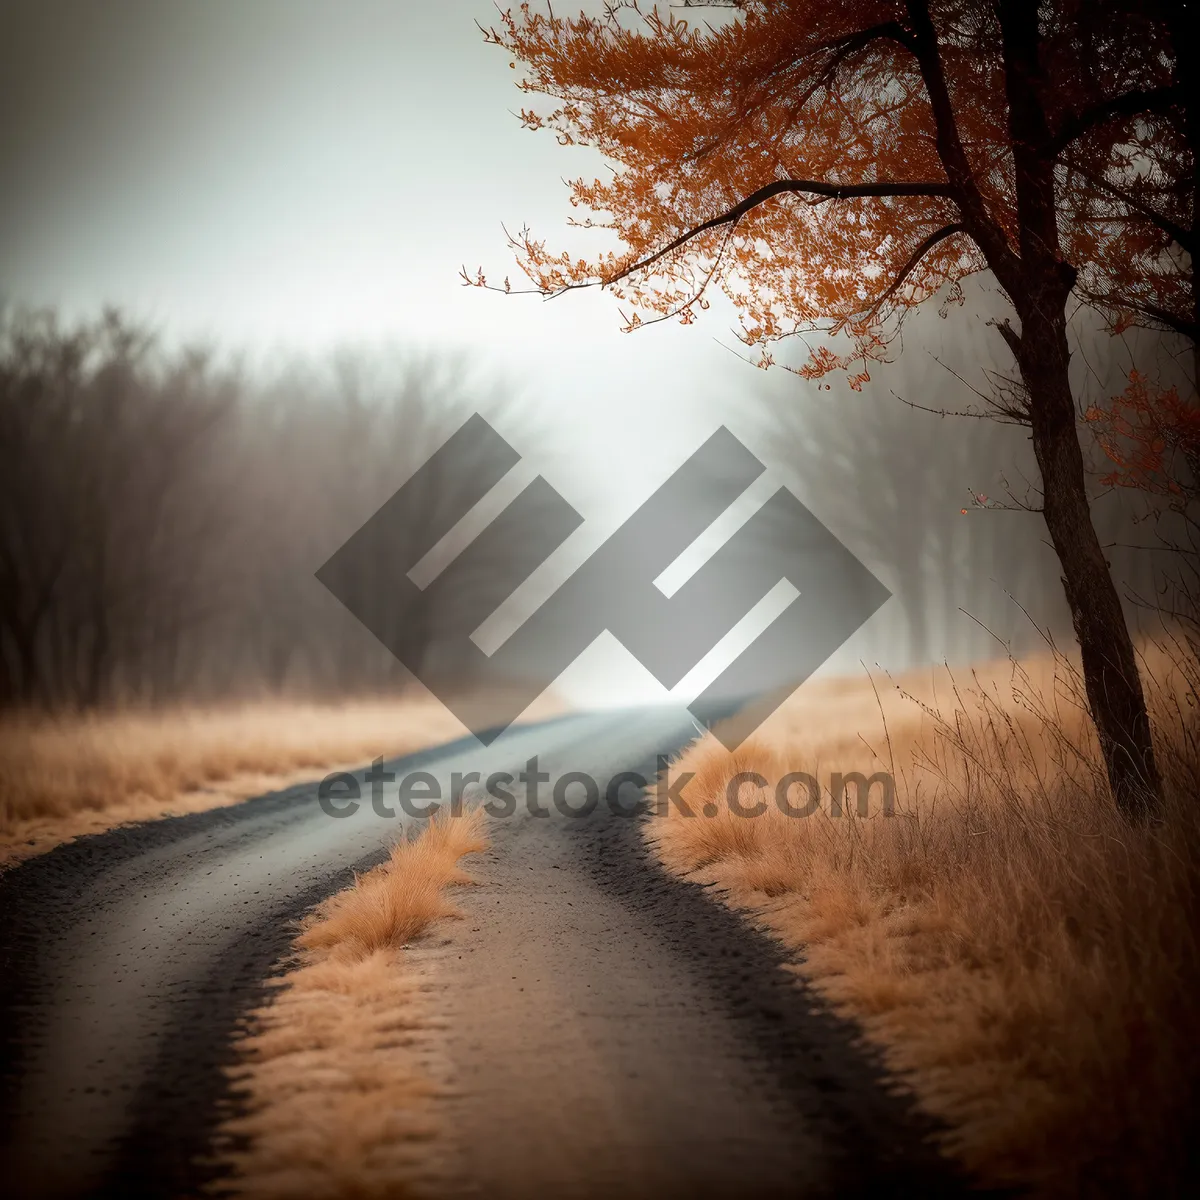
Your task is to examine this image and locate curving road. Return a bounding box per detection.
[0,707,964,1199]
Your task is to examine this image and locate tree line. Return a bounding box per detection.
[4,301,1167,717]
[0,306,521,708]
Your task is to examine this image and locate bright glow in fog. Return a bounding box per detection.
[2,0,1114,714]
[0,0,764,709]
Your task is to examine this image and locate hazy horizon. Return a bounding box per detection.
[2,0,1125,709]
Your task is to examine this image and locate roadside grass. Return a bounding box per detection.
[0,698,465,867]
[648,647,1200,1197]
[214,807,489,1200]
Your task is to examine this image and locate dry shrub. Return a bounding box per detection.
[649,647,1200,1198]
[0,698,464,866]
[298,811,490,959]
[215,808,489,1199]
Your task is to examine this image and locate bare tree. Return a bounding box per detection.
[0,306,536,709]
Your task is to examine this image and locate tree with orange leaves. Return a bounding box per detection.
[473,0,1196,819]
[1087,372,1200,500]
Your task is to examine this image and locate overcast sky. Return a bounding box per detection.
[0,0,797,705]
[1,0,1053,706]
[0,0,749,472]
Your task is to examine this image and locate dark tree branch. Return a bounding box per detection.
[602,177,953,286]
[795,21,917,109]
[993,317,1023,358]
[1051,85,1180,155]
[686,21,917,164]
[1099,296,1200,341]
[854,222,966,321]
[904,0,1024,298]
[1060,156,1195,254]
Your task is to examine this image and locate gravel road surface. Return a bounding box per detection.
[0,707,964,1199]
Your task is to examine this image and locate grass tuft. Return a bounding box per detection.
[215,807,490,1199]
[649,648,1200,1197]
[0,698,463,866]
[298,810,490,959]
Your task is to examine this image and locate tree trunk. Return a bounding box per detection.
[83,604,110,709]
[1163,0,1200,394]
[986,0,1164,820]
[13,620,39,706]
[1020,305,1163,819]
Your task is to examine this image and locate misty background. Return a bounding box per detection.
[0,0,1168,711]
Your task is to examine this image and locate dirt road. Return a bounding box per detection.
[0,708,962,1198]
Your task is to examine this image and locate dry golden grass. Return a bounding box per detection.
[649,647,1200,1198]
[0,698,466,868]
[213,807,489,1199]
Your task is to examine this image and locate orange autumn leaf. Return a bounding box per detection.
[1085,370,1200,497]
[477,1,1189,387]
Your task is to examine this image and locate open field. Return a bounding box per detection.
[6,681,1191,1196]
[649,648,1200,1197]
[0,698,469,869]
